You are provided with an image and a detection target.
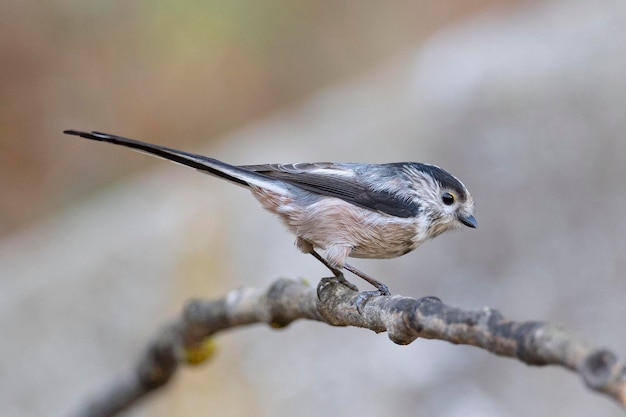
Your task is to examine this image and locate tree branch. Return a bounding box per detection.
[66,278,626,417]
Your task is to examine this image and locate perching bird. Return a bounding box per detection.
[64,130,476,310]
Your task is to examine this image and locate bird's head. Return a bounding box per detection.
[406,163,476,240]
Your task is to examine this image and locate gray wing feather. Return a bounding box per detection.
[239,163,419,218]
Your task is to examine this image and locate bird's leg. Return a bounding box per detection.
[344,263,391,313]
[343,263,390,295]
[310,250,391,313]
[310,250,359,296]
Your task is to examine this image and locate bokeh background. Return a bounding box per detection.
[2,1,626,416]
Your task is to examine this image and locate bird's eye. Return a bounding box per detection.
[441,192,455,206]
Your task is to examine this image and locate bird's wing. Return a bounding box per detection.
[239,163,419,218]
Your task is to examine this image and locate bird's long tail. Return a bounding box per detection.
[63,130,284,192]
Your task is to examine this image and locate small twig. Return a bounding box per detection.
[66,278,626,417]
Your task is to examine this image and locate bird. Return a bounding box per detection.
[64,130,477,310]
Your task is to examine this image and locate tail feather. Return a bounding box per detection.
[63,130,280,191]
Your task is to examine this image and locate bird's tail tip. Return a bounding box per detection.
[63,129,83,136]
[63,130,112,141]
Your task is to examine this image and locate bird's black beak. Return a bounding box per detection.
[458,214,477,229]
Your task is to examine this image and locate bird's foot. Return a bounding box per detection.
[317,275,359,299]
[355,284,391,314]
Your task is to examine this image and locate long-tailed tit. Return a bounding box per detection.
[64,130,477,310]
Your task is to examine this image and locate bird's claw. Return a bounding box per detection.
[317,276,359,299]
[355,286,391,314]
[317,275,391,314]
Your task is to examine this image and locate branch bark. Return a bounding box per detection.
[66,278,626,417]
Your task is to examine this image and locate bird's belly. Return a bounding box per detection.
[251,189,420,264]
[292,199,419,260]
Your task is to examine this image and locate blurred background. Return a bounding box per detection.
[2,0,626,416]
